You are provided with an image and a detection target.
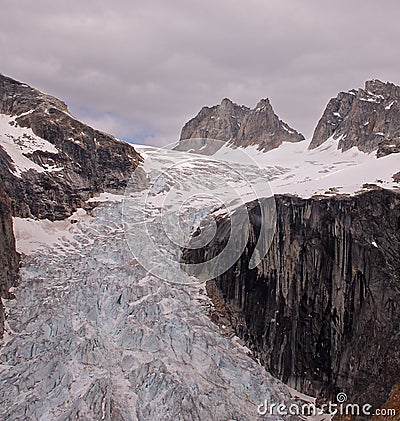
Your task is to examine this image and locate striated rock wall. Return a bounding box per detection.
[182,189,400,415]
[0,186,19,337]
[310,79,400,156]
[180,98,304,151]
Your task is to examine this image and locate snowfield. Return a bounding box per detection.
[0,114,61,177]
[212,137,400,197]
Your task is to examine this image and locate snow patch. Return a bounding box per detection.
[87,192,125,203]
[0,114,60,177]
[385,101,395,110]
[13,208,91,255]
[282,124,295,134]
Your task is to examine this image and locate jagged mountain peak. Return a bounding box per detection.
[364,78,387,90]
[255,97,270,106]
[220,97,233,106]
[252,98,273,113]
[217,97,248,113]
[310,79,400,156]
[180,97,304,152]
[364,78,400,96]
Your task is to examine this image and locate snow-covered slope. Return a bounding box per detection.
[0,113,61,177]
[212,137,400,197]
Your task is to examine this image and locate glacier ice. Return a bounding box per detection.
[1,146,326,420]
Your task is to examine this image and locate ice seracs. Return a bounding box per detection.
[1,159,323,420]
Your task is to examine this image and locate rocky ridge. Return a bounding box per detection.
[180,97,304,151]
[0,74,145,220]
[310,79,400,156]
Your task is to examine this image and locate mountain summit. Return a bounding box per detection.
[310,79,400,156]
[180,97,304,152]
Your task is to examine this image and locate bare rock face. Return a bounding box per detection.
[182,189,400,417]
[180,98,304,151]
[180,98,249,143]
[0,185,19,338]
[0,74,145,220]
[310,79,400,156]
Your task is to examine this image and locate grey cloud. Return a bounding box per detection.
[1,0,399,145]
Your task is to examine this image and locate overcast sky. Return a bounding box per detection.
[1,0,399,146]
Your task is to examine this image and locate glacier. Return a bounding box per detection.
[0,145,330,420]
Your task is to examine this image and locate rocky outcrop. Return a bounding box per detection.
[180,98,304,152]
[182,189,400,417]
[0,74,145,220]
[310,79,400,156]
[180,98,249,143]
[0,185,19,338]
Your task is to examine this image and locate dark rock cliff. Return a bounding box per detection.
[0,185,19,338]
[180,98,304,151]
[0,74,145,220]
[310,79,400,157]
[182,189,400,416]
